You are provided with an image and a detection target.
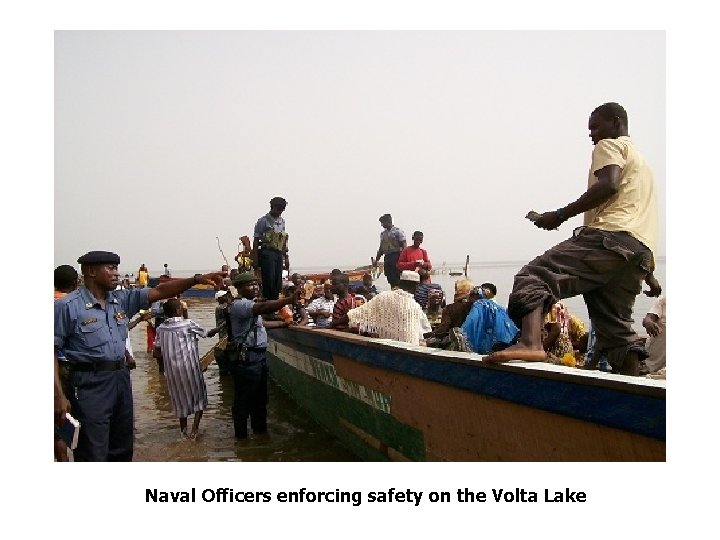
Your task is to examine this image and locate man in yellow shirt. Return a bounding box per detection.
[137,264,149,288]
[487,103,661,375]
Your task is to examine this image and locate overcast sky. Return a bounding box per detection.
[55,31,665,273]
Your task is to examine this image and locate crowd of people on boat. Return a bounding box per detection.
[54,102,665,462]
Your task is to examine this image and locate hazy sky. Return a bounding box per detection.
[55,31,665,273]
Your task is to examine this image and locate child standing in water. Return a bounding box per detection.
[154,298,218,439]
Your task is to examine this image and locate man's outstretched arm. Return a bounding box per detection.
[533,164,621,230]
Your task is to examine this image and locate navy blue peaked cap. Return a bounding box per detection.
[77,251,120,265]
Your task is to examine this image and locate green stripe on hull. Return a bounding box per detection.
[267,351,426,461]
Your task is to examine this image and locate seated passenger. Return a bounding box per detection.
[480,282,497,301]
[425,279,479,350]
[354,273,379,300]
[343,270,431,346]
[424,288,444,329]
[414,269,444,309]
[330,274,355,330]
[352,293,367,308]
[290,273,306,298]
[303,279,316,302]
[542,302,588,366]
[432,279,475,337]
[461,287,519,355]
[279,284,309,326]
[306,283,336,328]
[642,295,666,376]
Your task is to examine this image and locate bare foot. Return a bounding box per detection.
[189,430,198,440]
[180,429,189,439]
[484,344,546,363]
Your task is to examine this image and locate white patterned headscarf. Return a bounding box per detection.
[347,289,431,345]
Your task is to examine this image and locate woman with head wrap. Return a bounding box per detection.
[543,301,587,366]
[427,279,477,343]
[461,286,519,355]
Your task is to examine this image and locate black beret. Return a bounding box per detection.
[77,251,121,265]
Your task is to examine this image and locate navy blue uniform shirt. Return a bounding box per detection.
[54,286,151,363]
[229,298,268,348]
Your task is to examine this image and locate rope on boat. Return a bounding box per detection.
[216,236,230,268]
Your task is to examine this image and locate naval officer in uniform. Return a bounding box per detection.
[54,250,225,461]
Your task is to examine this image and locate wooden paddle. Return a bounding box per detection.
[200,337,227,371]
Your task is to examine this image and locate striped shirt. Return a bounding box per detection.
[154,317,208,418]
[307,297,335,327]
[414,283,444,309]
[332,294,355,327]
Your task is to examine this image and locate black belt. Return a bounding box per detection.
[70,360,126,372]
[246,347,266,352]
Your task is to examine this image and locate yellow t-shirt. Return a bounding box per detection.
[137,271,149,287]
[583,136,658,256]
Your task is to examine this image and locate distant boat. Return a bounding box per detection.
[304,268,367,285]
[448,255,470,277]
[306,259,383,284]
[148,276,217,298]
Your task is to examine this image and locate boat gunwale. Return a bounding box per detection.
[275,326,666,398]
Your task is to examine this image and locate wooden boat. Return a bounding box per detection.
[304,261,382,285]
[448,255,470,277]
[265,326,665,461]
[304,269,368,285]
[200,337,227,371]
[148,276,218,298]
